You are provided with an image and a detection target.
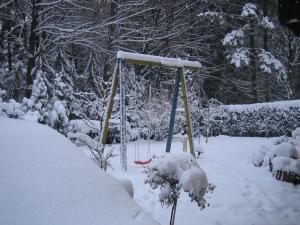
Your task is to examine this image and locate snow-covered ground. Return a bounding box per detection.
[109,137,300,225]
[1,117,300,225]
[0,118,158,225]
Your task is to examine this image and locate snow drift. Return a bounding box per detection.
[0,118,159,225]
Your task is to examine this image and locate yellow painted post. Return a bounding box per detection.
[100,62,119,145]
[179,67,195,157]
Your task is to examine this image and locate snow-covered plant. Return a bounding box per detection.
[229,48,250,68]
[68,132,116,171]
[27,71,50,122]
[200,98,227,141]
[142,98,171,141]
[145,153,214,225]
[292,128,300,145]
[262,143,298,168]
[198,11,224,24]
[241,3,257,18]
[31,71,49,107]
[53,72,74,101]
[72,91,104,120]
[0,88,6,103]
[0,99,24,118]
[223,29,244,47]
[49,100,69,133]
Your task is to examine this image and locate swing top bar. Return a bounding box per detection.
[117,51,201,69]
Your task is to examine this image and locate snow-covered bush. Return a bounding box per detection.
[292,128,300,144]
[272,157,300,185]
[199,99,228,138]
[68,132,115,171]
[145,153,214,225]
[68,119,100,139]
[141,98,171,141]
[0,99,24,118]
[49,100,69,133]
[253,128,300,184]
[0,88,6,102]
[252,145,268,167]
[263,143,298,168]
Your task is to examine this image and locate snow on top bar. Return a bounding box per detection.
[117,51,201,69]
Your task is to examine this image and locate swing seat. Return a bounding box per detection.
[134,158,152,165]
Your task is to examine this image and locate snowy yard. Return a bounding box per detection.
[109,137,300,225]
[1,118,300,225]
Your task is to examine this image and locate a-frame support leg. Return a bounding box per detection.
[119,58,127,171]
[100,62,119,145]
[179,68,195,157]
[165,67,195,157]
[166,69,181,153]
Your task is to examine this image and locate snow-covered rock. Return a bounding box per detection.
[0,118,159,225]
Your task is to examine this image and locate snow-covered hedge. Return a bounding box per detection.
[199,100,300,137]
[252,127,300,184]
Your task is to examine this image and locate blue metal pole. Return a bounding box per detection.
[166,69,181,153]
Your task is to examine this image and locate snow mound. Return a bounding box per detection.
[292,128,300,144]
[272,156,300,175]
[252,145,268,167]
[0,118,158,225]
[263,143,298,166]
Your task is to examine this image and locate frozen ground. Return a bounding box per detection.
[108,136,300,225]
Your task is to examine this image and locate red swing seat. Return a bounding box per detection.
[134,158,152,165]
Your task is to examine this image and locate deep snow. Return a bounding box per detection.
[109,136,300,225]
[1,117,300,225]
[0,118,159,225]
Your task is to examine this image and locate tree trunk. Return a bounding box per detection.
[103,1,118,82]
[263,0,270,102]
[24,0,40,98]
[169,198,178,225]
[249,20,257,103]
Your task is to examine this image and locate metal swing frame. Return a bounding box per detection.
[99,51,201,171]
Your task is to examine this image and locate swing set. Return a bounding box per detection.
[99,51,201,171]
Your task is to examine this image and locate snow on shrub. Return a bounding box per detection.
[292,128,300,144]
[67,131,115,171]
[272,156,300,184]
[49,100,68,132]
[254,127,300,184]
[68,119,100,138]
[0,99,24,118]
[252,145,268,167]
[272,157,300,175]
[145,153,213,214]
[263,143,298,168]
[0,88,6,102]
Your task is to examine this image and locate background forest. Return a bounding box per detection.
[0,0,299,139]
